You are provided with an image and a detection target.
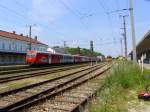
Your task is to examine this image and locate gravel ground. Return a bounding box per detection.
[0,65,101,108]
[127,90,150,112]
[22,65,109,112]
[0,65,92,92]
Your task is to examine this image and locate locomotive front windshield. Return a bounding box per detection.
[27,50,37,58]
[27,53,36,58]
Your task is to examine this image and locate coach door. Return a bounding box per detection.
[48,54,51,64]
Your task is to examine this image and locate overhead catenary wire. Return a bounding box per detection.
[65,0,93,20]
[58,0,88,29]
[14,0,29,11]
[0,0,122,53]
[38,23,67,38]
[0,7,31,28]
[96,0,117,43]
[0,3,28,23]
[66,40,120,46]
[58,0,80,18]
[58,0,100,40]
[63,0,83,16]
[0,1,68,38]
[57,1,86,25]
[115,0,120,10]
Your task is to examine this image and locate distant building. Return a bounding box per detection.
[0,30,48,65]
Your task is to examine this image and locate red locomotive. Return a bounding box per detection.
[26,50,100,65]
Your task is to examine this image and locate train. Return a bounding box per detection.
[26,50,101,65]
[106,56,113,62]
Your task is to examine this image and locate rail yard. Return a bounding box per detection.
[0,62,111,112]
[0,0,150,112]
[0,40,107,112]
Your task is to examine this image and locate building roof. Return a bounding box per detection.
[136,30,150,54]
[0,30,48,46]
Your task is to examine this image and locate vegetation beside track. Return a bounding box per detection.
[90,61,150,112]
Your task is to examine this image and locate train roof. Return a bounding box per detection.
[27,50,96,58]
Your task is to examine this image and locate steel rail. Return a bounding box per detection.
[0,64,99,97]
[0,65,104,112]
[69,82,107,112]
[0,65,108,112]
[0,63,88,75]
[0,64,89,83]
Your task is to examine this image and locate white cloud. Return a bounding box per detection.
[29,0,66,23]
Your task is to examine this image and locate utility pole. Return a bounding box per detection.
[90,40,94,66]
[129,0,137,63]
[28,24,36,50]
[29,25,32,50]
[77,46,81,55]
[90,40,94,57]
[120,37,123,56]
[120,15,128,58]
[63,41,67,48]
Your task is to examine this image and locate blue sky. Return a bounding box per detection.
[0,0,149,57]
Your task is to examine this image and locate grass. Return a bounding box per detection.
[90,61,150,112]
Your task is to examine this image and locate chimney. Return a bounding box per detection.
[34,36,37,41]
[20,33,23,36]
[12,31,16,34]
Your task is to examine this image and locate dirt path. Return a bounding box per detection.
[128,90,150,112]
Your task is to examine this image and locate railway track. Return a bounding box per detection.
[0,65,29,72]
[0,64,99,96]
[0,64,90,84]
[28,71,108,112]
[0,63,88,75]
[0,64,109,112]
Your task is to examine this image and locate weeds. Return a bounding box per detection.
[90,61,150,112]
[105,61,146,89]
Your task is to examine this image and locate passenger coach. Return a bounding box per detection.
[26,50,100,65]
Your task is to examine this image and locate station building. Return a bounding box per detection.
[129,30,150,63]
[0,30,48,65]
[136,30,150,63]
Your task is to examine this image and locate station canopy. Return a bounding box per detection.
[136,30,150,55]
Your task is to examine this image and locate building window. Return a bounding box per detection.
[9,44,11,50]
[27,46,29,51]
[2,43,5,49]
[20,46,22,51]
[15,44,17,51]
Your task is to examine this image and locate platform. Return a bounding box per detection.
[144,64,150,70]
